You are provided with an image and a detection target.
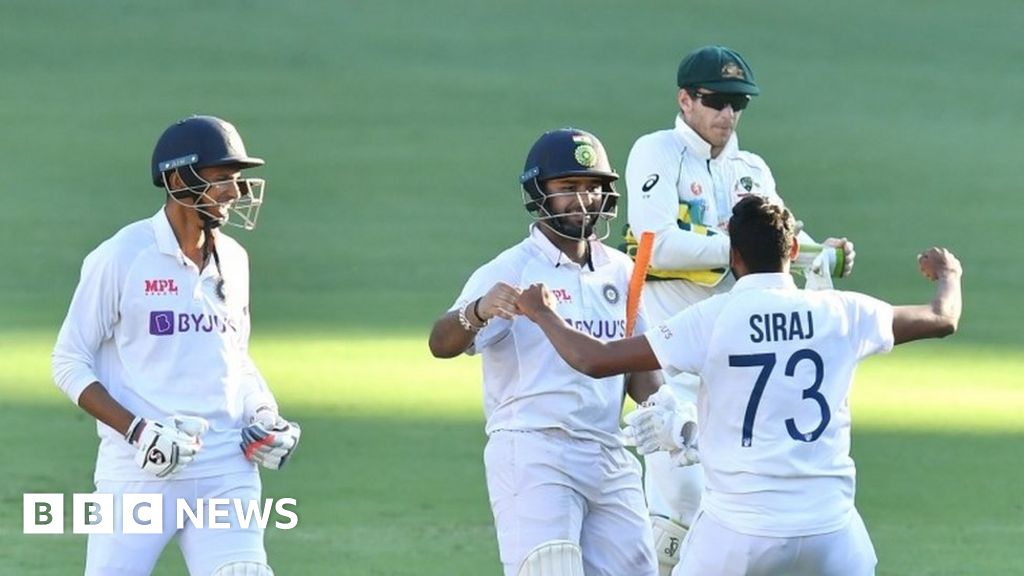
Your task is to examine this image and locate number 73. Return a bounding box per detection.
[728,349,829,447]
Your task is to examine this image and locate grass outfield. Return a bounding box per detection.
[2,334,1022,575]
[1,0,1021,574]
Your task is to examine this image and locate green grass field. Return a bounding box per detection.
[2,0,1022,574]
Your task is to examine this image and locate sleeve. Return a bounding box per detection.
[841,292,895,360]
[642,302,711,376]
[448,258,518,355]
[51,247,121,404]
[239,354,278,420]
[625,135,730,271]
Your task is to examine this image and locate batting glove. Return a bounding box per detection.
[128,415,208,479]
[823,237,856,278]
[241,410,301,470]
[623,387,698,458]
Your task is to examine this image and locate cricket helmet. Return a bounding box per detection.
[519,128,620,239]
[151,115,266,230]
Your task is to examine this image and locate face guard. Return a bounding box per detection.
[520,128,620,241]
[162,163,265,230]
[521,178,619,241]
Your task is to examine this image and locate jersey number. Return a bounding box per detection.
[728,349,829,447]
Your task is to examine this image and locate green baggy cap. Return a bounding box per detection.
[677,45,760,95]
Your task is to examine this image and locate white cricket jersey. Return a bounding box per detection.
[451,225,644,448]
[625,115,781,315]
[644,273,894,537]
[53,209,276,482]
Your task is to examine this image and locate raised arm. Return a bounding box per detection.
[514,283,662,378]
[892,247,963,345]
[428,282,521,358]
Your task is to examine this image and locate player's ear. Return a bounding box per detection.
[165,169,182,191]
[677,89,692,115]
[789,238,800,262]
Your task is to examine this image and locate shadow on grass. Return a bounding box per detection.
[2,403,1021,575]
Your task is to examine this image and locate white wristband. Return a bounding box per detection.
[124,416,144,444]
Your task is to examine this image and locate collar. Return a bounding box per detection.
[731,272,796,292]
[528,224,610,270]
[151,207,182,257]
[673,114,739,161]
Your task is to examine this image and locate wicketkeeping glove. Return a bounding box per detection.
[241,410,301,470]
[128,415,208,479]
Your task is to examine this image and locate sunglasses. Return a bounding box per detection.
[688,90,751,111]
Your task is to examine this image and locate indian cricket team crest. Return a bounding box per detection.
[721,61,745,79]
[602,283,620,304]
[739,176,754,192]
[574,143,597,168]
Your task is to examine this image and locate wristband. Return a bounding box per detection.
[124,416,144,444]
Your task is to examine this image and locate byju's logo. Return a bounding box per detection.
[150,311,175,335]
[149,311,237,336]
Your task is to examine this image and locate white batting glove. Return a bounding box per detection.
[623,387,698,457]
[823,237,856,278]
[128,415,208,479]
[241,410,301,470]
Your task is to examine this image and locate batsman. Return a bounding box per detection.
[52,115,300,575]
[622,45,857,574]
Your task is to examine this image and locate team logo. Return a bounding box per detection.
[739,176,754,192]
[574,143,597,168]
[641,174,660,192]
[690,181,703,196]
[721,61,745,79]
[144,279,179,296]
[602,284,619,304]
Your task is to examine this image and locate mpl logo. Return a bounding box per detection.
[551,288,573,304]
[144,279,179,296]
[149,311,238,336]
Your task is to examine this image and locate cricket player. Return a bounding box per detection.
[428,128,661,576]
[517,195,963,576]
[52,115,301,576]
[622,44,858,573]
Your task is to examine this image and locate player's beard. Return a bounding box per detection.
[549,212,598,240]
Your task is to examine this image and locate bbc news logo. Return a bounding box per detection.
[148,311,238,336]
[23,494,298,534]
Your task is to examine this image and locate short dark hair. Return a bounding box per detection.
[728,195,797,273]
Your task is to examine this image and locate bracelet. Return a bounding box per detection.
[124,416,144,444]
[472,298,487,325]
[458,301,480,333]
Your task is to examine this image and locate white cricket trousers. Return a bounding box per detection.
[674,509,877,576]
[484,429,658,576]
[85,471,265,576]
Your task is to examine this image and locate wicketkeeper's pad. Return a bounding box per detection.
[651,515,688,576]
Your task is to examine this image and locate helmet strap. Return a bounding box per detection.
[202,220,227,302]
